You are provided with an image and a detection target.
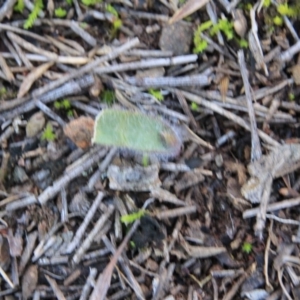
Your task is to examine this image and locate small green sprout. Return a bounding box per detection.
[142,154,149,167]
[148,89,164,102]
[41,123,56,142]
[190,102,199,111]
[237,38,249,48]
[101,90,115,105]
[273,15,283,26]
[81,0,102,6]
[24,0,43,29]
[120,210,146,225]
[66,0,72,4]
[14,0,24,13]
[106,4,122,31]
[54,7,67,18]
[105,4,118,16]
[54,99,71,110]
[277,3,297,18]
[288,93,295,101]
[193,21,213,53]
[263,0,271,8]
[242,242,253,254]
[130,241,136,248]
[211,18,234,40]
[0,87,7,97]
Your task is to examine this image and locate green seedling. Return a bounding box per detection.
[120,210,146,225]
[148,89,164,102]
[106,4,122,32]
[242,242,253,254]
[14,0,24,12]
[288,93,295,101]
[142,154,149,167]
[277,3,297,18]
[101,90,115,105]
[81,0,102,6]
[66,0,72,4]
[92,109,182,157]
[24,0,43,29]
[41,123,56,142]
[54,99,73,117]
[190,102,199,111]
[54,7,67,18]
[193,20,213,53]
[211,18,234,40]
[273,15,283,26]
[263,0,271,8]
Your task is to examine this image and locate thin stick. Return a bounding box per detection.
[238,50,262,161]
[65,192,105,254]
[72,205,115,264]
[176,89,280,147]
[32,38,140,98]
[38,147,107,205]
[243,197,300,219]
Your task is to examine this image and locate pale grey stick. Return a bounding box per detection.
[243,197,300,219]
[72,205,115,264]
[177,89,280,147]
[35,100,66,127]
[0,0,17,22]
[5,195,38,211]
[1,35,21,66]
[125,74,212,88]
[102,236,144,299]
[238,50,262,161]
[87,147,117,190]
[2,75,95,120]
[38,147,107,205]
[18,230,38,275]
[70,20,97,47]
[279,39,300,62]
[45,275,66,300]
[79,268,97,300]
[32,38,140,98]
[65,192,105,254]
[95,55,198,74]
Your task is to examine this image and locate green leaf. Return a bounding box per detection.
[198,20,213,32]
[66,0,72,4]
[92,109,182,156]
[190,102,198,111]
[142,154,149,167]
[273,15,283,26]
[41,123,56,141]
[54,7,67,18]
[54,101,61,109]
[148,89,164,101]
[193,39,208,53]
[120,210,146,225]
[81,0,102,6]
[242,242,252,254]
[24,0,43,29]
[263,0,271,8]
[105,4,118,16]
[14,0,24,13]
[277,3,297,17]
[101,90,115,105]
[238,38,248,48]
[112,19,122,30]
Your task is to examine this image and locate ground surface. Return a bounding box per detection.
[0,0,300,299]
